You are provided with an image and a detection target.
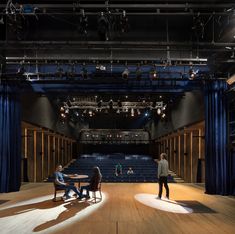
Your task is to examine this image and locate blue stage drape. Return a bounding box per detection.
[204,80,230,195]
[0,85,21,192]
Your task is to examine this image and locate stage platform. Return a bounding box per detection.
[0,183,234,234]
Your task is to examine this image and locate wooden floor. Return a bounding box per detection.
[0,183,234,234]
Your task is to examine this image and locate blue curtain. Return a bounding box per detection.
[0,84,21,192]
[204,80,230,195]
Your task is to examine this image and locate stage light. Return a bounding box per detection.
[157,108,161,115]
[122,67,129,79]
[188,67,199,80]
[137,109,141,115]
[144,112,149,117]
[131,108,134,117]
[60,106,65,112]
[150,65,157,79]
[162,113,166,118]
[227,74,235,85]
[61,113,66,118]
[75,111,79,116]
[65,109,69,114]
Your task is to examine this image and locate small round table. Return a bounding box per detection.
[69,175,89,187]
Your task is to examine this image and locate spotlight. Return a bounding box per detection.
[61,113,66,118]
[162,113,166,118]
[65,109,69,114]
[188,67,199,80]
[122,67,129,79]
[144,112,149,117]
[150,65,157,79]
[157,108,161,115]
[60,106,65,112]
[131,108,134,117]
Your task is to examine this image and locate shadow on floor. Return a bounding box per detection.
[33,200,90,232]
[175,200,216,213]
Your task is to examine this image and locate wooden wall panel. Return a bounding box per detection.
[155,121,205,183]
[36,132,42,182]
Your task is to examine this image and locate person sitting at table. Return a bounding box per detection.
[115,163,122,176]
[54,164,80,200]
[127,167,134,175]
[78,166,102,199]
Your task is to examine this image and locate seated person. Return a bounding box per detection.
[54,164,80,200]
[78,166,102,199]
[127,167,134,175]
[115,163,122,176]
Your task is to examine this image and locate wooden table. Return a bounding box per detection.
[69,175,89,187]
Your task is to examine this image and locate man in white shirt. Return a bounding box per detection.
[157,153,169,199]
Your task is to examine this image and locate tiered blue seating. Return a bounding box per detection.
[56,154,174,183]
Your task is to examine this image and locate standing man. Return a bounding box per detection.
[157,153,169,199]
[54,164,80,200]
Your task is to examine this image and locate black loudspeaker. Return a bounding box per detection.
[22,158,29,182]
[196,158,202,183]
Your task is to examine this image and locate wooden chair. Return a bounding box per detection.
[53,183,66,202]
[90,182,102,203]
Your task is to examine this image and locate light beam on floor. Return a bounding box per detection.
[134,193,193,214]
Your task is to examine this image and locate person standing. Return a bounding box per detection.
[157,153,169,199]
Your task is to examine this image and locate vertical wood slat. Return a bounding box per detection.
[33,130,37,182]
[178,134,181,176]
[24,128,28,158]
[41,132,44,180]
[190,131,193,182]
[47,135,50,177]
[53,136,56,171]
[184,132,187,180]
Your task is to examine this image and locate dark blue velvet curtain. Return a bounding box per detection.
[0,84,21,192]
[204,80,230,195]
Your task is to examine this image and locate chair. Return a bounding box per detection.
[53,183,66,202]
[89,182,102,203]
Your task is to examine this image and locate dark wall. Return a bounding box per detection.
[21,93,74,137]
[146,91,204,139]
[79,144,150,155]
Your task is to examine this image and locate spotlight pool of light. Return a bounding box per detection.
[135,193,193,214]
[0,193,107,234]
